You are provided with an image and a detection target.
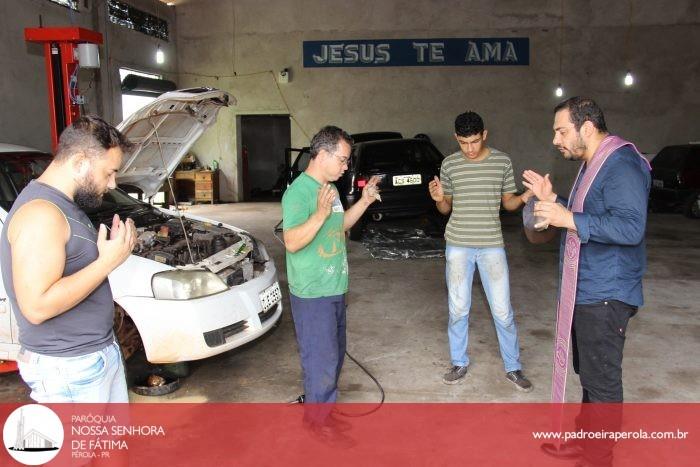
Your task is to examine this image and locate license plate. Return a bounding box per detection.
[393,174,422,186]
[259,282,281,312]
[652,179,664,189]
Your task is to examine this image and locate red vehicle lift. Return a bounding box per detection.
[24,27,103,152]
[0,360,18,373]
[0,28,103,373]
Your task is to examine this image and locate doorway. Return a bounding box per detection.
[240,115,291,201]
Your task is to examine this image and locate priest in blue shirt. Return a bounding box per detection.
[523,96,651,467]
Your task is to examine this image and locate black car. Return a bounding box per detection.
[280,131,404,190]
[343,138,443,239]
[350,131,403,144]
[649,144,700,218]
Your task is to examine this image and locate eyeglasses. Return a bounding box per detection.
[333,153,350,166]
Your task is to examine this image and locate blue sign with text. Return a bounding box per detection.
[303,38,529,67]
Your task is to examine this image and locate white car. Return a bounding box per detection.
[0,88,282,364]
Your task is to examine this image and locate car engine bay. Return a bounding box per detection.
[133,217,266,286]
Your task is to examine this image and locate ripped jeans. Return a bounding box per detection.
[445,245,522,372]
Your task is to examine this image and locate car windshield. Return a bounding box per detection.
[0,153,51,211]
[358,141,442,171]
[83,188,147,215]
[652,147,690,169]
[0,152,148,213]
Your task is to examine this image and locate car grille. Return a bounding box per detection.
[203,320,248,347]
[259,302,281,323]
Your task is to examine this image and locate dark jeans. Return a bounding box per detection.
[572,300,637,466]
[290,293,346,427]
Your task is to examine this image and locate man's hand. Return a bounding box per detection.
[520,189,534,204]
[534,201,576,230]
[523,170,556,202]
[97,214,136,271]
[316,183,336,220]
[429,176,444,202]
[361,175,382,204]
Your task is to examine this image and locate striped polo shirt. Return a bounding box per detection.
[440,147,517,247]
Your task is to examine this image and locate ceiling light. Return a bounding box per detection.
[156,44,165,64]
[555,85,564,98]
[624,71,634,86]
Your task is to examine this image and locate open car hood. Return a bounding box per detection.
[116,88,234,198]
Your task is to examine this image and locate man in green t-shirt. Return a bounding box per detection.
[428,111,534,392]
[282,126,379,440]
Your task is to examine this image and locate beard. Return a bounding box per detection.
[561,134,587,161]
[74,175,104,209]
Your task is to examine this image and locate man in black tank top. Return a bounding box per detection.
[0,116,137,402]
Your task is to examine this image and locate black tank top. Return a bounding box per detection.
[0,180,114,356]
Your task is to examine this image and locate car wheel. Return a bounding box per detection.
[349,217,366,241]
[114,305,143,361]
[683,193,700,218]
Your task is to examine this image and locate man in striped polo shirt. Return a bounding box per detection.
[428,111,533,391]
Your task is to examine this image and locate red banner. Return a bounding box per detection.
[1,403,696,466]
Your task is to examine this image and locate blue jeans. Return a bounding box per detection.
[290,293,346,427]
[17,341,128,403]
[445,245,522,372]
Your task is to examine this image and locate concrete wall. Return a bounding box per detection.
[176,0,699,202]
[0,0,177,152]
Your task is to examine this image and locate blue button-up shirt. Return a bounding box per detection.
[559,145,651,307]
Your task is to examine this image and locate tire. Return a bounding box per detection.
[349,216,366,241]
[683,193,700,218]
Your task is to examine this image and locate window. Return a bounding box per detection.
[108,0,169,41]
[46,0,79,10]
[359,141,442,171]
[120,68,161,121]
[652,147,690,170]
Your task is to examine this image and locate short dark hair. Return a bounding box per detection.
[309,125,353,159]
[554,97,608,133]
[54,115,133,162]
[454,111,484,137]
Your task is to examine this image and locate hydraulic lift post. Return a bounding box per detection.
[0,27,104,374]
[24,27,103,152]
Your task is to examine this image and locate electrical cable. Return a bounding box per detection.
[335,349,385,417]
[287,349,385,417]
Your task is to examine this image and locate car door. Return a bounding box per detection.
[0,214,20,359]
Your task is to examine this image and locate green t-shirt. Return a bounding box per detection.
[282,172,348,298]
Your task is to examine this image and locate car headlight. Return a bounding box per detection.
[152,270,228,300]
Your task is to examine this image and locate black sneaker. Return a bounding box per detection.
[442,365,468,384]
[506,370,533,392]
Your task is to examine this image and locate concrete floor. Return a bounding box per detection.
[1,203,698,403]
